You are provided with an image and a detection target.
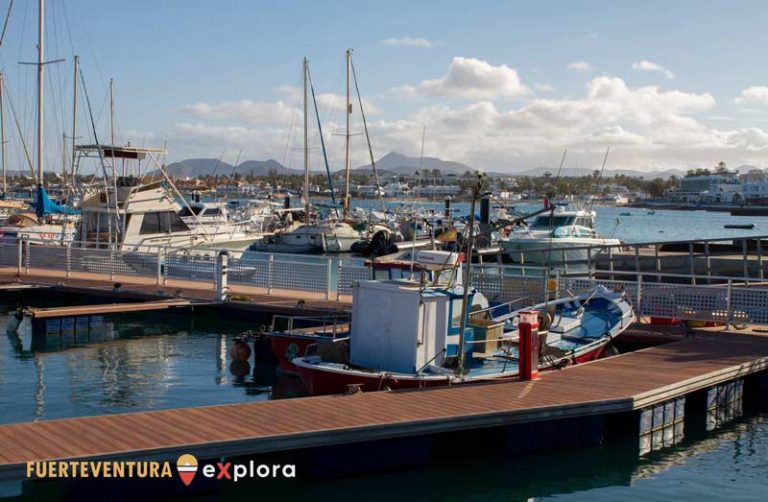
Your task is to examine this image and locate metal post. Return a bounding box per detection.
[688,242,695,285]
[654,243,661,283]
[742,238,749,285]
[326,257,333,301]
[608,245,614,281]
[215,251,229,301]
[156,248,163,286]
[725,279,733,330]
[24,238,30,274]
[16,237,22,274]
[65,245,71,278]
[109,250,115,280]
[704,241,711,283]
[267,254,274,295]
[634,245,641,278]
[757,239,764,281]
[636,274,643,317]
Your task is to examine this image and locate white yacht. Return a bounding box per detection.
[179,201,268,251]
[499,206,620,266]
[250,219,361,253]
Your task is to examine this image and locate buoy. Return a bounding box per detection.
[229,337,252,362]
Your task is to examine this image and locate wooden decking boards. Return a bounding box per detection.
[1,335,767,481]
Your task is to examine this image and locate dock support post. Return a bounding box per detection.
[725,279,733,330]
[215,250,229,302]
[109,250,115,281]
[654,244,661,282]
[267,254,274,295]
[634,245,640,279]
[16,237,22,274]
[519,311,539,380]
[65,245,71,278]
[757,239,764,281]
[327,257,333,301]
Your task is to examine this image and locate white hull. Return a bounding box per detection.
[500,237,621,265]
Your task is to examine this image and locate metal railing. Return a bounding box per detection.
[4,237,768,326]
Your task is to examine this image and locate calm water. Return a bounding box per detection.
[350,199,768,243]
[1,307,767,499]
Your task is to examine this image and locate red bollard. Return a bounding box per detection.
[519,311,540,380]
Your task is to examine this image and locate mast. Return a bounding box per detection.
[71,55,78,182]
[457,172,482,374]
[0,72,6,195]
[36,0,44,187]
[303,57,310,223]
[343,48,352,218]
[110,78,115,146]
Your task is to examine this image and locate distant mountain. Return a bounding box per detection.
[353,152,473,176]
[164,158,234,178]
[164,158,303,178]
[513,166,687,179]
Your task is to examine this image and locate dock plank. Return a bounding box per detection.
[1,336,767,482]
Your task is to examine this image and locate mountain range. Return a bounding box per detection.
[163,153,757,180]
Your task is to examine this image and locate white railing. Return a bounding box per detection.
[4,238,768,326]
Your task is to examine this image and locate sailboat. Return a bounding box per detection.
[0,0,80,245]
[251,55,361,254]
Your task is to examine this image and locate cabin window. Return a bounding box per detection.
[575,217,593,228]
[179,206,203,217]
[531,215,574,229]
[140,211,190,234]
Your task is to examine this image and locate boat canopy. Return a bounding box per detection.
[35,186,80,217]
[75,144,167,160]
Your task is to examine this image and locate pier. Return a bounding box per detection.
[1,332,766,486]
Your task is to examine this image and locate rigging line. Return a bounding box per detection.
[79,65,119,243]
[589,147,610,212]
[308,66,338,217]
[543,149,567,303]
[350,56,384,212]
[3,82,37,182]
[0,0,13,47]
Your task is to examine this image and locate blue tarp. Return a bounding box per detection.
[35,186,80,217]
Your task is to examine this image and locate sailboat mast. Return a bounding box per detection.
[36,0,45,186]
[71,55,79,181]
[0,72,6,194]
[343,48,351,218]
[303,57,310,223]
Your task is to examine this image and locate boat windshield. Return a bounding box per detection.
[179,206,204,217]
[530,215,575,229]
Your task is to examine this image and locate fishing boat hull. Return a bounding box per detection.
[293,337,612,396]
[270,332,348,375]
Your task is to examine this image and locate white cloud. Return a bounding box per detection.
[534,83,554,93]
[632,60,674,79]
[381,36,433,47]
[393,57,529,100]
[566,61,594,72]
[586,32,599,39]
[735,86,768,105]
[181,100,298,125]
[149,75,768,173]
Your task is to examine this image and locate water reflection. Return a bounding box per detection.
[0,311,300,424]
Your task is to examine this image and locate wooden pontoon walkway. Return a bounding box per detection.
[1,335,767,481]
[25,299,199,319]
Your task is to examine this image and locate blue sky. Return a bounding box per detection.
[2,0,768,173]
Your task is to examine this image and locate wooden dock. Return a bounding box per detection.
[25,299,199,319]
[1,334,767,482]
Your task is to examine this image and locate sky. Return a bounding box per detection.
[2,0,768,175]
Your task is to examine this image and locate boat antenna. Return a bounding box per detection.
[589,146,610,211]
[456,172,483,376]
[308,66,339,217]
[350,55,385,212]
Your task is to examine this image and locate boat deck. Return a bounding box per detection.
[1,334,767,481]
